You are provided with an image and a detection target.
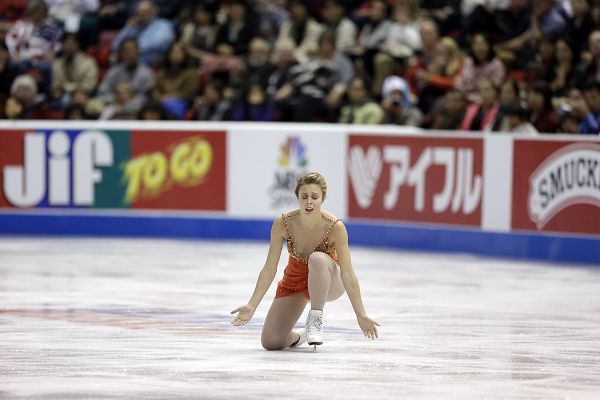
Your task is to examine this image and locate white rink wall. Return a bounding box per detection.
[0,121,599,264]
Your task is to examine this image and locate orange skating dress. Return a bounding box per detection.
[276,210,340,300]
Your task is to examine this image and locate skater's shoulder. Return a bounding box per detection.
[281,208,301,219]
[329,217,348,240]
[320,210,342,225]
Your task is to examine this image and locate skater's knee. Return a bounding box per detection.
[308,252,331,269]
[261,335,285,351]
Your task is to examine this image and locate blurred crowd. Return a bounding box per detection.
[1,0,600,134]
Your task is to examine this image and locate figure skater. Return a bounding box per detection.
[231,172,380,351]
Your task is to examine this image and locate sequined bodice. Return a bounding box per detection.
[282,210,340,263]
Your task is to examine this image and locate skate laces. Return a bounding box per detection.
[307,311,325,332]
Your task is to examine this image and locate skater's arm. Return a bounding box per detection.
[231,216,284,325]
[333,222,380,339]
[334,222,367,317]
[247,216,285,308]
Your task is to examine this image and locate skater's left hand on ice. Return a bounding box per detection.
[357,315,380,339]
[230,304,255,326]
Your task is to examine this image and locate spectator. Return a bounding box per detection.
[45,0,99,33]
[0,42,19,104]
[454,33,506,103]
[492,78,523,131]
[502,102,539,134]
[111,0,174,66]
[275,30,352,122]
[419,0,461,37]
[415,36,464,116]
[572,30,600,89]
[5,0,62,63]
[5,0,63,94]
[460,78,500,131]
[321,0,357,54]
[339,77,384,124]
[556,101,582,133]
[213,0,258,56]
[231,37,273,100]
[64,102,87,119]
[255,0,289,43]
[267,38,298,103]
[372,0,422,96]
[152,42,198,119]
[380,75,422,126]
[97,38,155,112]
[549,38,576,96]
[276,0,324,63]
[45,0,99,49]
[494,0,569,69]
[51,33,99,109]
[179,2,218,63]
[192,80,232,121]
[198,0,257,82]
[98,81,138,119]
[138,99,170,120]
[3,74,46,119]
[526,81,559,133]
[350,0,391,80]
[526,34,557,83]
[573,80,600,134]
[231,82,276,121]
[405,19,440,100]
[461,0,531,46]
[431,88,467,130]
[568,0,595,56]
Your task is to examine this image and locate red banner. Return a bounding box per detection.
[0,130,26,208]
[348,135,483,226]
[127,130,226,211]
[512,139,600,236]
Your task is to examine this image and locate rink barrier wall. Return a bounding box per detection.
[0,212,598,265]
[1,121,599,266]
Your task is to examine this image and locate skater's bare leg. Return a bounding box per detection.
[261,294,307,350]
[308,252,345,310]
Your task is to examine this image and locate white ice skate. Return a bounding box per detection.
[290,328,307,348]
[306,309,324,352]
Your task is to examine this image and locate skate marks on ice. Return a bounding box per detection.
[0,237,599,399]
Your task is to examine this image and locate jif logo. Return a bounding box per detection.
[3,130,114,207]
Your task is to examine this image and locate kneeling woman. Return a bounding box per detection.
[231,172,380,350]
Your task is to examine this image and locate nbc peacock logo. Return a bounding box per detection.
[269,137,309,208]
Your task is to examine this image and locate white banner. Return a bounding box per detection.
[228,127,347,219]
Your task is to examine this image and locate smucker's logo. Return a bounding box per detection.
[528,143,600,228]
[268,137,308,208]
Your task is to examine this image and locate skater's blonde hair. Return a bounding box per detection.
[295,172,327,200]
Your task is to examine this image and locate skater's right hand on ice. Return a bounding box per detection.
[357,314,380,340]
[230,304,255,326]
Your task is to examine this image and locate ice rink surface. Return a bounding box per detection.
[0,237,599,400]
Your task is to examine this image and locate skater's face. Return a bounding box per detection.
[297,184,324,215]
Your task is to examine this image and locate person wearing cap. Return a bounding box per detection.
[380,75,422,126]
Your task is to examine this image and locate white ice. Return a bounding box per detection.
[1,237,599,399]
